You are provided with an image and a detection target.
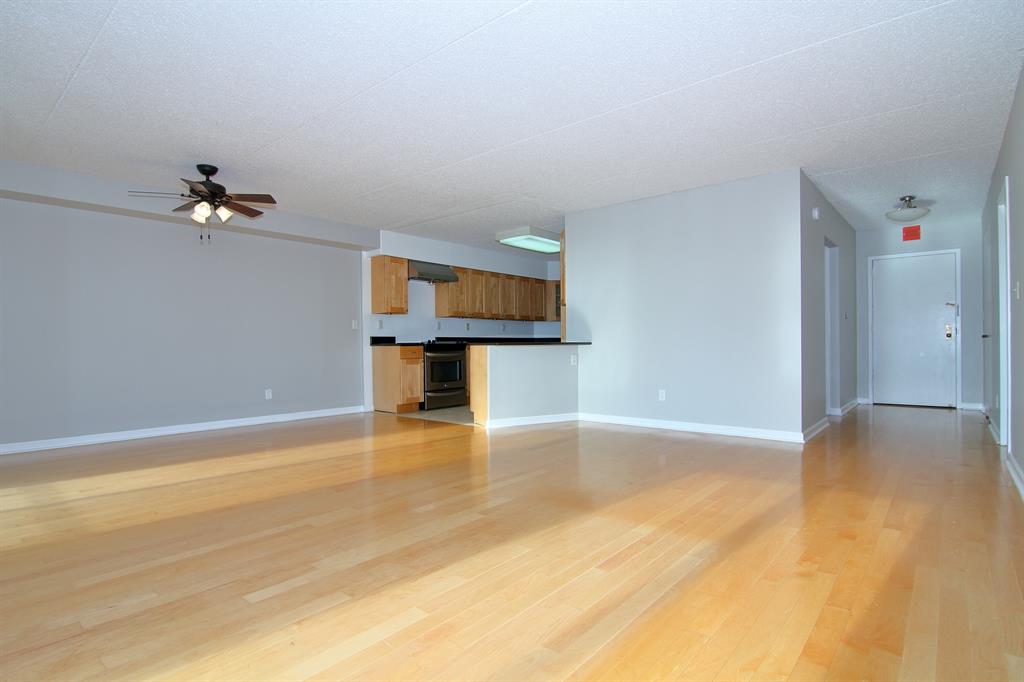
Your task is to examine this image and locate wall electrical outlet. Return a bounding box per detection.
[351,320,358,330]
[658,389,666,401]
[465,322,471,331]
[501,323,507,332]
[436,320,442,330]
[376,319,384,330]
[811,207,821,220]
[570,354,577,366]
[265,389,273,400]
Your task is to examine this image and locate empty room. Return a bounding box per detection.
[2,1,1023,680]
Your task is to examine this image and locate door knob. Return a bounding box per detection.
[945,324,953,339]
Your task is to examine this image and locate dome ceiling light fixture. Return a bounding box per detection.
[885,195,930,223]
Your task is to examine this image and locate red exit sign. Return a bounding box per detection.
[902,225,921,241]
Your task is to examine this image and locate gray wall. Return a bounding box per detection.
[566,169,805,435]
[0,198,363,444]
[855,216,983,405]
[800,172,858,429]
[486,345,579,421]
[983,69,1023,466]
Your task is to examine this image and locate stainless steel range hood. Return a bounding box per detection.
[407,260,459,283]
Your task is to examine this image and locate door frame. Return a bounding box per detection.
[996,176,1013,449]
[867,248,962,408]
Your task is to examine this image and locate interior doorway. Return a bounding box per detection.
[825,240,840,415]
[869,249,961,407]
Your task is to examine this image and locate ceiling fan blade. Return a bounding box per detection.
[228,193,276,205]
[181,178,211,196]
[172,201,196,212]
[223,201,263,218]
[129,191,187,196]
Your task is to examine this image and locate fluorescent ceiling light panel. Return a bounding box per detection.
[496,226,561,253]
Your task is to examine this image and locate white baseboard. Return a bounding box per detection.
[827,400,859,417]
[577,413,804,444]
[803,417,830,442]
[857,397,872,405]
[485,413,579,429]
[0,406,368,456]
[958,402,984,411]
[987,419,1004,446]
[1003,449,1024,503]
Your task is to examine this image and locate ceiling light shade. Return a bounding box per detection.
[215,205,233,223]
[496,226,561,253]
[190,211,207,224]
[194,201,213,218]
[885,195,929,222]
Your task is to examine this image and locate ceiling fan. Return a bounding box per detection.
[130,164,276,242]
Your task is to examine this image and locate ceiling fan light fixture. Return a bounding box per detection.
[190,210,207,224]
[215,205,233,223]
[885,195,930,223]
[194,201,213,218]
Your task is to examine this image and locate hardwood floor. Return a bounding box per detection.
[1,406,1021,681]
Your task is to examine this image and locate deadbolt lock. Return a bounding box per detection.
[945,324,953,339]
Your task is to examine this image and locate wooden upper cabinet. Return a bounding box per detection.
[544,280,560,321]
[371,255,408,314]
[449,267,469,317]
[465,269,485,318]
[434,281,450,317]
[530,279,545,321]
[483,271,501,319]
[498,274,516,320]
[433,267,557,322]
[514,277,531,321]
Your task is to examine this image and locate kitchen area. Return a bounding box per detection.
[366,247,586,428]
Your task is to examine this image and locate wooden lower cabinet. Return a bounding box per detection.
[372,346,423,413]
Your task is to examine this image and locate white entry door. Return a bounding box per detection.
[871,251,958,407]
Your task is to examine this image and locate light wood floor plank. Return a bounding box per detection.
[1,406,1021,681]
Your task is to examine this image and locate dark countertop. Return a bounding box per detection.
[370,336,590,346]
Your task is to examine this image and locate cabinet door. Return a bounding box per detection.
[530,280,545,321]
[515,277,530,320]
[498,275,516,319]
[449,267,468,317]
[466,269,485,317]
[544,280,559,321]
[435,282,450,317]
[483,271,500,319]
[387,257,408,313]
[400,358,423,403]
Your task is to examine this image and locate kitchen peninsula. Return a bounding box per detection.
[370,336,588,427]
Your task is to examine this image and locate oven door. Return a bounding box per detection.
[424,351,466,391]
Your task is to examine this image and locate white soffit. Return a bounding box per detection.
[1,0,1022,245]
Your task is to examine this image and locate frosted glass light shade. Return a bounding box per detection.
[496,226,561,253]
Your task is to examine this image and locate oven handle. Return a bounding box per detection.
[424,351,465,359]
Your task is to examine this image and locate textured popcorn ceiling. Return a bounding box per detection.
[2,0,1021,251]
